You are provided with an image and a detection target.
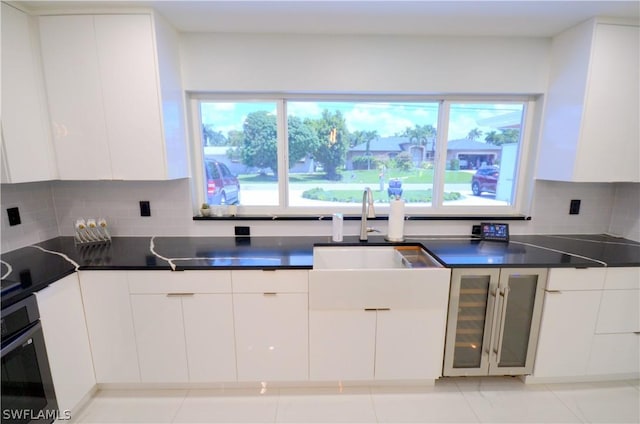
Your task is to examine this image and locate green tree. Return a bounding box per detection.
[202,125,227,146]
[225,129,244,162]
[239,111,278,174]
[306,110,349,180]
[467,128,483,141]
[348,130,378,148]
[484,129,520,146]
[287,116,320,169]
[349,130,378,170]
[401,124,437,145]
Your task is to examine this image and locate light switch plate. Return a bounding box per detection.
[569,199,581,215]
[7,207,21,226]
[140,201,151,217]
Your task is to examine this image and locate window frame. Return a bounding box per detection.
[188,93,539,218]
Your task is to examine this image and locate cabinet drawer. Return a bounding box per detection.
[309,269,449,310]
[595,289,640,333]
[128,270,232,294]
[604,267,640,290]
[546,268,605,291]
[588,333,640,376]
[231,270,308,293]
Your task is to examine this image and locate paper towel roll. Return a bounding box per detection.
[387,199,405,241]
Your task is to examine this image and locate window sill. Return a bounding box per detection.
[193,215,531,221]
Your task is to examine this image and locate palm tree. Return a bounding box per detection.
[467,128,483,141]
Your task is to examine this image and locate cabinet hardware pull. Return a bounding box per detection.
[634,332,640,335]
[263,292,277,296]
[493,287,510,364]
[166,293,194,297]
[377,308,391,311]
[364,308,377,311]
[484,283,498,357]
[545,290,562,294]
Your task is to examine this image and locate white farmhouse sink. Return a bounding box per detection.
[313,245,442,270]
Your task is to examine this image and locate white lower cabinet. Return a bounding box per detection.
[131,293,236,382]
[588,333,640,376]
[309,308,439,381]
[182,295,236,382]
[79,271,140,383]
[532,267,640,382]
[130,294,190,382]
[36,274,95,413]
[309,267,450,382]
[233,293,308,381]
[128,271,236,383]
[309,310,376,381]
[533,289,602,377]
[376,309,443,380]
[231,270,309,381]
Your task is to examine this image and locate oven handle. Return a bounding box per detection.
[1,321,42,358]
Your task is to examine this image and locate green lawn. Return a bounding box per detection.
[239,169,472,184]
[301,188,462,203]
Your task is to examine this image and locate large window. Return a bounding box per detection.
[193,95,533,216]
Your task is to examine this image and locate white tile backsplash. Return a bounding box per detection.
[1,178,638,253]
[51,179,195,237]
[608,183,640,241]
[1,182,60,252]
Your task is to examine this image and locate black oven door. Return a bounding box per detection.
[1,321,58,424]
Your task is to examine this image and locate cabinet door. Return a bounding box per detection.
[489,269,546,375]
[1,3,56,183]
[80,271,140,383]
[182,294,236,382]
[36,274,95,413]
[93,15,166,180]
[233,293,308,381]
[130,294,188,382]
[596,289,640,334]
[588,333,640,376]
[533,290,601,378]
[309,310,376,381]
[38,15,112,180]
[375,309,444,380]
[577,24,640,182]
[443,269,499,376]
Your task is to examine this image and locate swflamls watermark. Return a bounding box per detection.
[2,408,71,421]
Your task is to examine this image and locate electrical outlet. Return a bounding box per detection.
[139,201,151,217]
[569,199,581,215]
[234,226,250,236]
[7,207,21,226]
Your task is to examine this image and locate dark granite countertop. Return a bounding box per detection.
[1,234,638,309]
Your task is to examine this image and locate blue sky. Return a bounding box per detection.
[201,101,523,141]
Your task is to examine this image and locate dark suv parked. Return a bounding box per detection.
[204,160,240,205]
[471,166,499,196]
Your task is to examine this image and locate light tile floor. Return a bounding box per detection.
[71,377,640,424]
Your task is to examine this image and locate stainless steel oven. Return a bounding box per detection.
[1,295,58,424]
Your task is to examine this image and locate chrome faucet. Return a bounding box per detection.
[360,187,376,241]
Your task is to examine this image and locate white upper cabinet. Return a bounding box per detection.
[1,3,57,183]
[537,20,639,182]
[38,13,188,180]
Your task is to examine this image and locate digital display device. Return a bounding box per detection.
[480,222,509,242]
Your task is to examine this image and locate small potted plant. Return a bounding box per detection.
[200,203,211,217]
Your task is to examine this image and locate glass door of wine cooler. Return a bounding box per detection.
[488,269,546,375]
[443,269,500,376]
[443,268,547,377]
